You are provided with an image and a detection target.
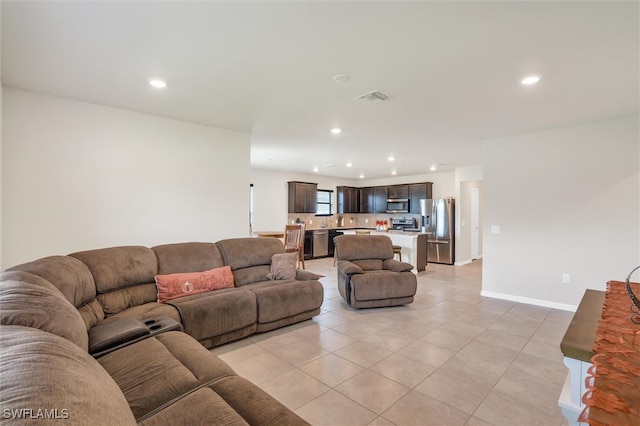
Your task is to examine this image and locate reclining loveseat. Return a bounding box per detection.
[335,234,417,308]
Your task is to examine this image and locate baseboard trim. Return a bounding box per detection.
[480,290,577,312]
[454,255,482,266]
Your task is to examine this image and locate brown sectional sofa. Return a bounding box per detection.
[0,237,322,425]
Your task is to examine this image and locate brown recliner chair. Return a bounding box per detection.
[335,235,417,308]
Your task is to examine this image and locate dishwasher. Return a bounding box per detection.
[312,230,329,258]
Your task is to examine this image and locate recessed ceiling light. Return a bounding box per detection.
[312,166,319,172]
[521,75,541,85]
[333,74,350,83]
[346,162,353,167]
[148,78,167,89]
[391,170,397,175]
[359,174,365,179]
[388,155,395,162]
[430,165,437,171]
[331,128,342,135]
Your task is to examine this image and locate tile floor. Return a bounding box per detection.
[211,258,574,426]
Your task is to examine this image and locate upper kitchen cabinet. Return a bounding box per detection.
[387,184,409,199]
[409,183,433,213]
[288,181,317,213]
[359,187,373,213]
[337,186,359,214]
[373,186,388,213]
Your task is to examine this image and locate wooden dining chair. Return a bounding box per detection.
[283,223,306,269]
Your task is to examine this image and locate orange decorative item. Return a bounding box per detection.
[579,278,640,425]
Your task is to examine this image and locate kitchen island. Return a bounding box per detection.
[340,229,429,272]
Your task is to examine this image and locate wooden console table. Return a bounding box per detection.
[580,281,640,425]
[560,282,640,426]
[559,289,604,426]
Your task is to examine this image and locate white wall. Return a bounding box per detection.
[249,167,355,231]
[0,6,4,269]
[3,88,251,267]
[482,115,639,310]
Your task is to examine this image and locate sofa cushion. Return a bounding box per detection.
[6,255,96,307]
[0,326,136,425]
[334,235,394,261]
[244,280,324,324]
[98,335,201,420]
[350,271,417,302]
[155,266,234,303]
[98,330,238,421]
[166,289,257,342]
[97,283,158,316]
[383,258,415,273]
[70,246,158,294]
[267,253,297,280]
[0,277,88,351]
[152,242,225,275]
[97,302,181,325]
[352,259,384,271]
[210,375,309,425]
[216,238,285,286]
[77,299,106,330]
[138,388,249,426]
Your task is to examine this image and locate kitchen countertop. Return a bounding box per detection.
[341,229,431,236]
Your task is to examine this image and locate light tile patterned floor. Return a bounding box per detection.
[211,258,573,426]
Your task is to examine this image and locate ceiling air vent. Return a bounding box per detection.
[357,91,391,102]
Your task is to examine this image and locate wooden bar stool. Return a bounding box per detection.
[392,245,402,261]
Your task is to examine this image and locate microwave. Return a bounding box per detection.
[386,198,409,213]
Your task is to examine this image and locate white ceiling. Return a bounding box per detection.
[2,1,638,179]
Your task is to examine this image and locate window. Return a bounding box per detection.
[316,189,333,216]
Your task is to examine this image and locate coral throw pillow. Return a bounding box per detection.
[155,266,234,303]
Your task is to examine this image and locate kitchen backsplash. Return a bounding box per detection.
[287,213,420,230]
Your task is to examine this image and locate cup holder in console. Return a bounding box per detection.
[141,316,183,336]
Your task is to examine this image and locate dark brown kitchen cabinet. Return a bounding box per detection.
[409,183,433,213]
[288,181,317,213]
[359,187,373,213]
[373,186,388,213]
[387,184,409,199]
[337,186,359,214]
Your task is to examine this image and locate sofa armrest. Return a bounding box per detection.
[295,269,324,281]
[383,259,414,273]
[89,316,183,358]
[89,317,150,355]
[337,260,363,275]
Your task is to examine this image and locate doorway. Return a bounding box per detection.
[471,187,479,260]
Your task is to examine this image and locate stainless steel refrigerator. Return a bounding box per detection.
[420,198,455,265]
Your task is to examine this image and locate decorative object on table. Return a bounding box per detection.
[625,265,640,324]
[375,220,388,231]
[579,279,640,425]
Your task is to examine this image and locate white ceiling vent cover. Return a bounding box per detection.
[357,91,391,102]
